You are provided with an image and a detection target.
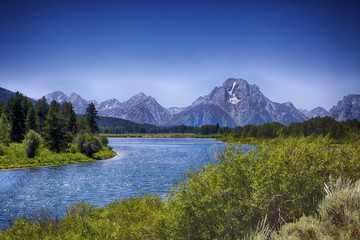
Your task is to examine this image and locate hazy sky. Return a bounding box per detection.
[1,0,359,110]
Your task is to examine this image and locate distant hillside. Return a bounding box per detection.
[0,87,35,104]
[0,87,15,103]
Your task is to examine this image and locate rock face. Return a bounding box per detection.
[187,78,307,126]
[110,93,171,126]
[329,94,360,121]
[44,91,94,114]
[96,98,123,117]
[300,107,329,119]
[44,91,68,104]
[170,103,237,127]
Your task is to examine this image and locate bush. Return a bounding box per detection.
[272,178,360,239]
[98,135,109,146]
[76,133,102,157]
[319,177,360,238]
[23,130,43,158]
[165,137,360,239]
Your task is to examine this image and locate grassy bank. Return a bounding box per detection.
[1,136,360,239]
[0,144,116,169]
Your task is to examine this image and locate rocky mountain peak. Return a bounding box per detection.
[190,78,306,126]
[45,91,68,104]
[329,94,360,121]
[300,107,329,119]
[68,92,82,101]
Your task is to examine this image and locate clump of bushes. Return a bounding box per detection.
[75,133,108,157]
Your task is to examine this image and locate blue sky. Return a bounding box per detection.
[1,0,359,110]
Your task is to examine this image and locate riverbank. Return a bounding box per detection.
[0,144,116,169]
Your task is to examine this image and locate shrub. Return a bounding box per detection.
[272,178,360,239]
[319,177,360,238]
[76,133,102,157]
[0,112,11,146]
[23,130,43,158]
[166,137,360,239]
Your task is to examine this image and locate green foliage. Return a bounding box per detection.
[76,133,102,157]
[92,146,116,160]
[200,124,219,135]
[164,136,360,239]
[60,102,77,134]
[85,103,99,134]
[23,130,43,158]
[1,137,360,239]
[272,178,360,240]
[0,143,97,169]
[0,95,116,169]
[1,195,165,239]
[25,103,37,132]
[0,113,11,146]
[76,116,91,134]
[319,178,360,238]
[34,96,49,132]
[43,100,66,153]
[6,92,28,142]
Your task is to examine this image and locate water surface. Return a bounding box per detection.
[0,137,224,230]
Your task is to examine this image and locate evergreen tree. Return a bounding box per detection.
[0,113,10,146]
[76,116,91,134]
[43,100,66,152]
[60,102,77,134]
[25,103,37,132]
[85,103,99,134]
[6,92,27,142]
[35,96,49,132]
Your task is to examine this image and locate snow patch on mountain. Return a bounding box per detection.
[228,82,240,104]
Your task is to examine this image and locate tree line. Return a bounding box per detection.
[98,115,360,139]
[231,117,360,139]
[0,92,106,158]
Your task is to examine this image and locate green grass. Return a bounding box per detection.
[0,144,116,169]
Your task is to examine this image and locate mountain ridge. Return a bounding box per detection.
[2,78,359,126]
[37,79,360,126]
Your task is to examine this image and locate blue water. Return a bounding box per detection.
[0,137,225,230]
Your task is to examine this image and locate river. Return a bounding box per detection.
[0,137,225,230]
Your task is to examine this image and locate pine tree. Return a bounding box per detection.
[6,92,27,142]
[25,103,37,132]
[35,96,49,132]
[0,113,10,145]
[43,100,66,152]
[60,102,77,134]
[85,103,99,134]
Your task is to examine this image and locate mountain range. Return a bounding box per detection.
[2,78,359,127]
